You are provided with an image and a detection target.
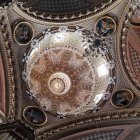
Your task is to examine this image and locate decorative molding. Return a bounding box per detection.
[36,108,140,139]
[0,10,22,120]
[60,126,125,140]
[63,129,123,140]
[22,26,116,116]
[0,120,35,140]
[15,0,117,23]
[12,0,125,24]
[123,125,140,140]
[117,0,140,94]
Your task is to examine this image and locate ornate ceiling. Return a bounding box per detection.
[18,0,108,14]
[121,7,140,89]
[23,26,115,116]
[0,0,140,140]
[15,0,117,22]
[0,0,12,7]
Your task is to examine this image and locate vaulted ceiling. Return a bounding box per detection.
[18,0,109,14]
[0,0,140,140]
[16,0,117,22]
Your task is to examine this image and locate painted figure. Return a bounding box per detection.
[14,22,33,45]
[96,17,116,37]
[24,107,46,125]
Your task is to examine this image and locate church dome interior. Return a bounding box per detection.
[0,0,140,140]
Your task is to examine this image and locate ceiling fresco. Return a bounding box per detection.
[23,26,115,116]
[0,0,140,139]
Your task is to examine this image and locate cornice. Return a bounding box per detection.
[0,120,35,140]
[36,108,140,140]
[12,0,124,25]
[117,0,140,94]
[0,10,22,120]
[123,125,140,140]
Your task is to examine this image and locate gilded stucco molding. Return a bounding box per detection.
[12,0,124,25]
[36,108,140,140]
[60,128,123,140]
[59,125,136,140]
[0,120,35,139]
[117,0,140,94]
[123,125,140,140]
[0,10,22,120]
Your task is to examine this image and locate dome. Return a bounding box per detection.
[16,0,114,22]
[0,0,140,139]
[23,26,115,116]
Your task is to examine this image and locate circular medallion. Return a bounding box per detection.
[23,106,47,126]
[111,89,134,108]
[96,16,117,37]
[13,21,34,45]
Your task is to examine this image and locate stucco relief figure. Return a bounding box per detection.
[30,78,41,95]
[13,22,34,45]
[59,102,75,114]
[49,51,62,64]
[23,106,47,126]
[76,91,90,105]
[111,90,134,108]
[40,98,52,110]
[96,16,116,37]
[32,56,46,74]
[68,54,83,69]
